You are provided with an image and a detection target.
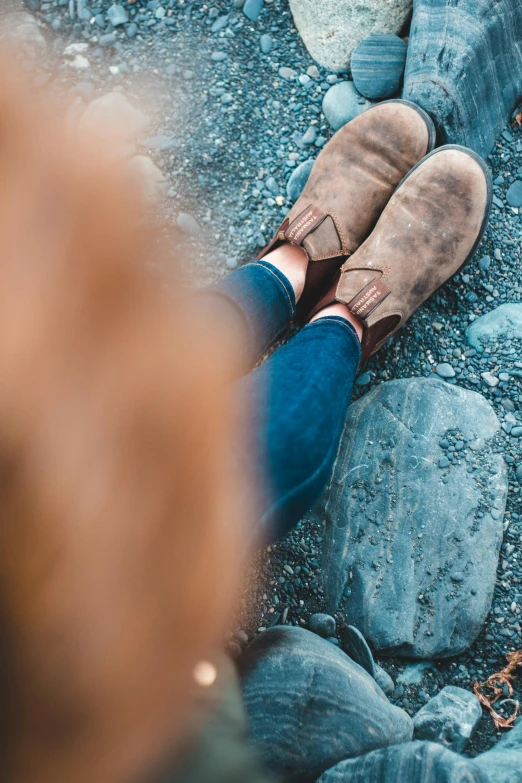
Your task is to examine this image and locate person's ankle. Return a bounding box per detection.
[309,302,363,341]
[261,243,308,302]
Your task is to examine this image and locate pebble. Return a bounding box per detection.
[322,81,372,132]
[506,179,522,207]
[260,33,273,54]
[481,371,499,387]
[435,363,455,378]
[211,15,229,33]
[286,158,314,202]
[243,0,263,22]
[107,3,129,26]
[309,613,336,638]
[211,51,228,61]
[356,371,372,386]
[351,34,407,99]
[279,66,297,80]
[177,212,201,237]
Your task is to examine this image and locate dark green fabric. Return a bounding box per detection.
[153,658,276,783]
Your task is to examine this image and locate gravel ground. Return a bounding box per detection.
[18,0,522,758]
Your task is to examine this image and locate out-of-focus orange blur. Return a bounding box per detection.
[0,61,245,783]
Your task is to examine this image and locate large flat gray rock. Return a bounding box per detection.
[315,378,507,658]
[315,741,488,783]
[238,626,412,782]
[474,718,522,783]
[288,0,412,72]
[403,0,522,159]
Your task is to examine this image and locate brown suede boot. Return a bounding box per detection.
[310,145,492,360]
[259,99,436,320]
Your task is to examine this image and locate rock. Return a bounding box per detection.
[315,378,507,658]
[288,0,412,72]
[238,626,413,782]
[322,81,372,132]
[373,666,394,696]
[0,11,47,57]
[403,0,522,159]
[107,3,129,26]
[286,158,314,202]
[351,34,408,99]
[260,33,273,54]
[315,741,488,783]
[413,686,482,753]
[397,663,436,687]
[466,304,522,351]
[435,363,455,379]
[309,613,336,638]
[127,156,165,202]
[279,66,297,80]
[79,93,150,145]
[176,212,201,237]
[140,135,175,150]
[340,625,394,696]
[474,717,522,783]
[243,0,263,23]
[506,180,522,208]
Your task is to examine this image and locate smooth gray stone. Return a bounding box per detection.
[286,158,315,202]
[373,665,394,696]
[351,34,407,99]
[315,378,507,658]
[474,717,522,783]
[315,741,488,783]
[288,0,412,72]
[322,81,372,131]
[402,0,522,158]
[176,212,201,237]
[107,2,128,26]
[238,626,413,782]
[340,625,394,696]
[506,180,522,208]
[413,686,482,753]
[260,33,273,54]
[243,0,263,22]
[466,304,522,351]
[309,613,336,638]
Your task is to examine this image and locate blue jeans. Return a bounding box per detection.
[209,261,361,542]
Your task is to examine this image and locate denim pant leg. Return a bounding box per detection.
[206,260,296,369]
[237,316,361,543]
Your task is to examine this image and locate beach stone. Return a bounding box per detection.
[466,304,522,352]
[79,92,150,145]
[474,718,522,783]
[506,180,522,208]
[107,3,128,26]
[238,626,413,782]
[322,81,372,131]
[338,625,392,695]
[288,0,412,72]
[286,158,314,202]
[403,0,522,159]
[315,377,507,658]
[176,212,201,237]
[315,741,488,783]
[309,613,336,638]
[260,33,273,54]
[413,686,482,753]
[351,34,407,99]
[243,0,263,22]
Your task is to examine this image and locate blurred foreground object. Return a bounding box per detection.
[0,60,244,783]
